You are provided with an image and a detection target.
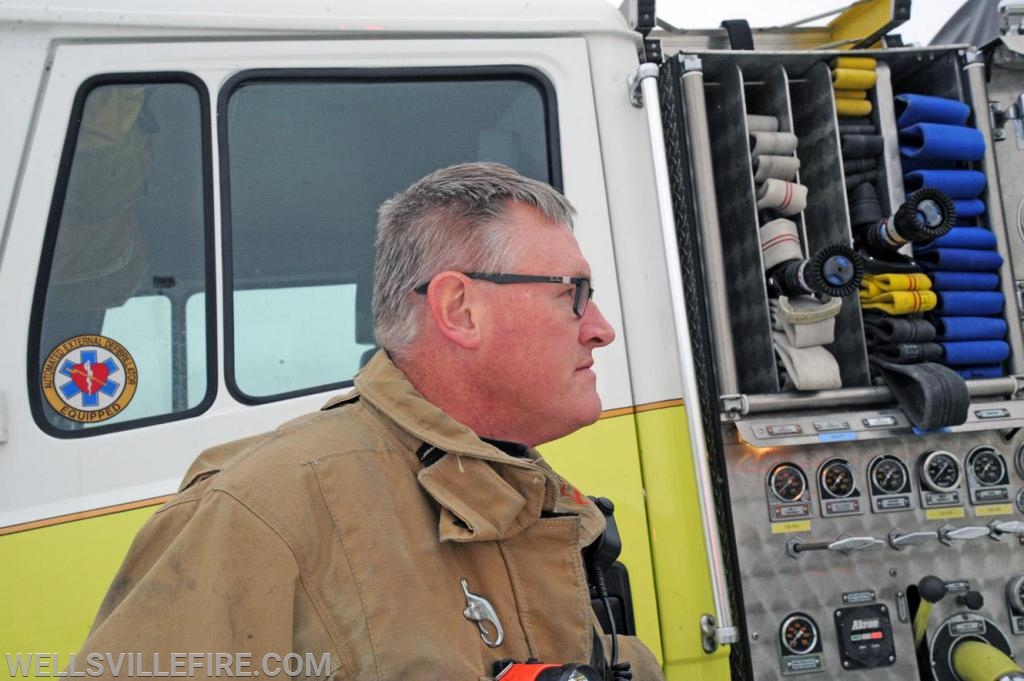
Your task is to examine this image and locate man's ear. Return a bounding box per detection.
[424,271,481,349]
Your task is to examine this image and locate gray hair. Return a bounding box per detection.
[373,162,575,355]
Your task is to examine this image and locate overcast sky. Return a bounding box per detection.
[653,1,968,45]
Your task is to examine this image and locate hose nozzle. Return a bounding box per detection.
[862,187,956,255]
[771,243,864,298]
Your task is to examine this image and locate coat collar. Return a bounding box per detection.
[323,351,604,546]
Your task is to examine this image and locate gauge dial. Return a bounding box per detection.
[968,447,1006,486]
[820,459,856,498]
[1015,443,1024,481]
[1017,488,1024,515]
[871,456,909,494]
[781,614,818,655]
[921,450,961,493]
[1008,574,1024,615]
[769,463,807,502]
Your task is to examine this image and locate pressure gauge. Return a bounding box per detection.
[1008,574,1024,616]
[1015,442,1024,480]
[920,450,961,493]
[820,459,856,498]
[780,614,818,655]
[769,463,807,502]
[966,446,1007,486]
[871,456,909,494]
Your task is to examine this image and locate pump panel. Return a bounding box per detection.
[661,39,1024,680]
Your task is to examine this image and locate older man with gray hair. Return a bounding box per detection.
[76,162,663,680]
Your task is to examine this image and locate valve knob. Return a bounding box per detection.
[919,575,947,603]
[956,591,984,611]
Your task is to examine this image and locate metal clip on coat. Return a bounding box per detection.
[461,578,504,647]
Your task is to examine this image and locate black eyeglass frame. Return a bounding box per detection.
[414,272,593,317]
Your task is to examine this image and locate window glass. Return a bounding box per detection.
[224,73,554,401]
[34,80,211,432]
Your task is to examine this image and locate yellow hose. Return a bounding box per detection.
[952,640,1023,681]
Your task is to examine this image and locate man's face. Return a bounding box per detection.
[473,203,616,446]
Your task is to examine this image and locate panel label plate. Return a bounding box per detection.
[927,507,966,520]
[772,520,812,534]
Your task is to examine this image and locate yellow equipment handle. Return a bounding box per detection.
[952,640,1024,681]
[912,600,933,648]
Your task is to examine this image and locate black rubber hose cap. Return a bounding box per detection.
[805,244,865,298]
[893,187,957,243]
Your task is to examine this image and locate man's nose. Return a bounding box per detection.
[580,301,616,347]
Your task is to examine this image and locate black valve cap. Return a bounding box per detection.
[860,188,956,256]
[804,244,865,298]
[919,575,947,604]
[956,591,984,610]
[893,187,956,243]
[770,244,864,299]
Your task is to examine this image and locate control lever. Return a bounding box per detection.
[989,520,1024,538]
[939,524,992,545]
[889,528,939,549]
[913,575,947,648]
[955,591,985,611]
[786,533,885,558]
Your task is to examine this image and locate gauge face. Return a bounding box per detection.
[1017,488,1024,515]
[1009,574,1024,615]
[968,447,1006,486]
[921,450,961,492]
[870,456,908,494]
[1015,443,1024,481]
[820,459,856,498]
[769,463,807,502]
[781,614,818,655]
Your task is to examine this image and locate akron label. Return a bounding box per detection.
[41,335,138,423]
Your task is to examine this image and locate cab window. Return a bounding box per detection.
[31,77,213,435]
[222,69,557,402]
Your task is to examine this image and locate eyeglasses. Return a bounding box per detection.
[414,272,594,318]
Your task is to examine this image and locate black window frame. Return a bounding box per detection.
[28,72,217,438]
[218,66,562,405]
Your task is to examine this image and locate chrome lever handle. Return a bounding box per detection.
[787,533,885,557]
[938,524,991,545]
[989,520,1024,537]
[889,528,940,549]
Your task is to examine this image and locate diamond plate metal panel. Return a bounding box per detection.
[723,420,1024,680]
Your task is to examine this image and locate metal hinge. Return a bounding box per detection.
[720,393,748,417]
[0,391,8,444]
[628,62,659,108]
[701,613,740,652]
[989,95,1024,147]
